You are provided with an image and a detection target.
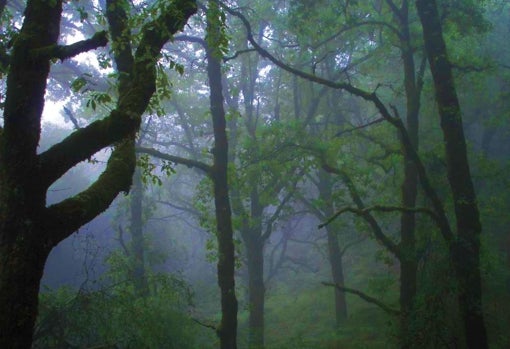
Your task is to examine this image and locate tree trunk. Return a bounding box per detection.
[0,0,196,347]
[416,1,488,347]
[206,2,238,348]
[130,166,149,297]
[317,171,348,326]
[326,228,348,324]
[239,187,266,349]
[0,230,50,348]
[246,236,265,349]
[397,2,420,346]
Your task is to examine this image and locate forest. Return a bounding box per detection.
[0,0,509,348]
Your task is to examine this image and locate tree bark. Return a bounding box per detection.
[326,228,348,324]
[395,2,421,346]
[206,2,238,348]
[0,1,196,347]
[246,234,265,349]
[236,22,267,348]
[317,171,348,326]
[416,1,488,348]
[0,235,51,348]
[130,166,149,297]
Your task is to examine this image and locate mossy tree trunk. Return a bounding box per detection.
[0,1,196,347]
[416,0,488,347]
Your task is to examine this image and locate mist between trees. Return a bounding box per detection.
[1,0,509,348]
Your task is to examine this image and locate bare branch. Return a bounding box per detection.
[223,48,257,62]
[335,117,386,136]
[319,204,442,230]
[322,282,400,316]
[174,34,206,47]
[32,31,108,61]
[191,317,217,331]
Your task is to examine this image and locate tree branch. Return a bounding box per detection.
[191,316,217,331]
[222,0,454,244]
[261,169,304,241]
[105,0,134,92]
[319,205,442,231]
[38,0,198,189]
[42,0,197,243]
[223,48,257,62]
[322,282,400,316]
[335,117,386,136]
[174,34,206,47]
[322,163,401,258]
[32,31,108,61]
[45,139,136,245]
[38,110,140,189]
[136,146,212,176]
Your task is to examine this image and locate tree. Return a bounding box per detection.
[136,2,240,346]
[0,1,196,347]
[206,2,239,347]
[223,0,495,346]
[416,0,488,347]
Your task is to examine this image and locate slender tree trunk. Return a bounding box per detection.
[130,166,149,297]
[246,235,265,349]
[326,228,348,324]
[318,171,347,326]
[416,1,488,347]
[240,188,266,349]
[397,2,420,346]
[206,2,238,348]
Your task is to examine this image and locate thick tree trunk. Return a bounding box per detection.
[416,1,488,348]
[0,1,196,347]
[0,2,62,346]
[206,2,238,348]
[246,236,265,349]
[0,232,50,349]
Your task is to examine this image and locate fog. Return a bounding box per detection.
[1,0,509,348]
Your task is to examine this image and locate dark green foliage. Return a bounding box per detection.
[34,255,200,349]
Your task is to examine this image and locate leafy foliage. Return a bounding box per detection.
[34,251,199,349]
